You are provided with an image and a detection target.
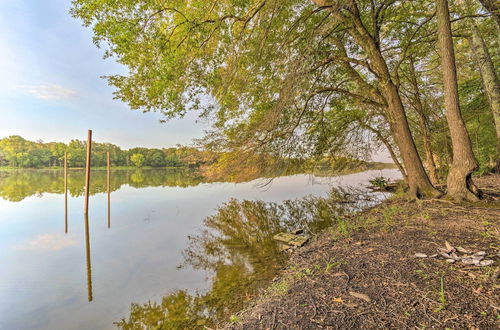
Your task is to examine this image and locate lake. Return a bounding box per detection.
[0,168,401,329]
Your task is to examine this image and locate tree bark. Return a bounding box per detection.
[408,57,440,184]
[437,0,479,201]
[469,21,500,172]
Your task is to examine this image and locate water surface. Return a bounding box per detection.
[0,168,400,329]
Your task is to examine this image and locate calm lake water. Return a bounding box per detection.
[0,168,401,329]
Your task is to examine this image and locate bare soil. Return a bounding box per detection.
[226,174,500,329]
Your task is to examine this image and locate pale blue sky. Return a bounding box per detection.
[0,0,205,149]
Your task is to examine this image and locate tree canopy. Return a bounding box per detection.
[71,0,500,199]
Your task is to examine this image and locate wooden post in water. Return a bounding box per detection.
[64,152,68,234]
[84,130,92,215]
[107,151,110,229]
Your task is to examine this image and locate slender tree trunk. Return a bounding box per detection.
[469,21,500,172]
[384,139,408,183]
[408,57,440,184]
[364,124,408,182]
[437,0,479,201]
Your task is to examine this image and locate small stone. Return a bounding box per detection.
[414,253,427,258]
[478,260,494,267]
[474,251,486,256]
[462,258,480,265]
[349,291,371,302]
[429,254,438,258]
[273,232,309,247]
[445,259,456,263]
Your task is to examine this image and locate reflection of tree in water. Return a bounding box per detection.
[0,169,205,202]
[116,188,373,329]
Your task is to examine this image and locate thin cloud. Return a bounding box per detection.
[19,234,77,251]
[17,84,78,100]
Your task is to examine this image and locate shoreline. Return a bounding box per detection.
[225,174,500,329]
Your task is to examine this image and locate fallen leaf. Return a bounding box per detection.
[349,291,371,302]
[332,297,344,303]
[414,253,427,258]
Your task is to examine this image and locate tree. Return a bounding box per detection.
[71,0,446,198]
[437,0,479,201]
[130,153,145,168]
[468,20,500,171]
[406,56,439,185]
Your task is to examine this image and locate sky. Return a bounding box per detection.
[0,0,206,149]
[0,1,391,162]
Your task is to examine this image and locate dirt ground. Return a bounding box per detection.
[225,174,500,329]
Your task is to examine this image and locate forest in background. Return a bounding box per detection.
[0,135,217,168]
[0,135,388,179]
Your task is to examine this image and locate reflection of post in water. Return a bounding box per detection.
[107,151,110,229]
[84,214,93,302]
[84,129,92,215]
[64,152,68,234]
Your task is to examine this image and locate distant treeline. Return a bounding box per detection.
[0,135,218,168]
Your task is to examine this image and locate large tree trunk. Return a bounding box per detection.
[437,0,479,201]
[336,1,440,198]
[312,0,439,197]
[382,83,441,198]
[469,21,500,172]
[408,57,440,184]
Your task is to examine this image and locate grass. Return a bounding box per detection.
[265,258,343,298]
[434,276,446,313]
[265,279,289,296]
[229,314,242,324]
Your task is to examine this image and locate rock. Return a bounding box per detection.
[349,291,371,302]
[414,253,428,258]
[278,243,291,252]
[474,251,486,256]
[478,260,494,267]
[462,258,480,265]
[273,232,309,247]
